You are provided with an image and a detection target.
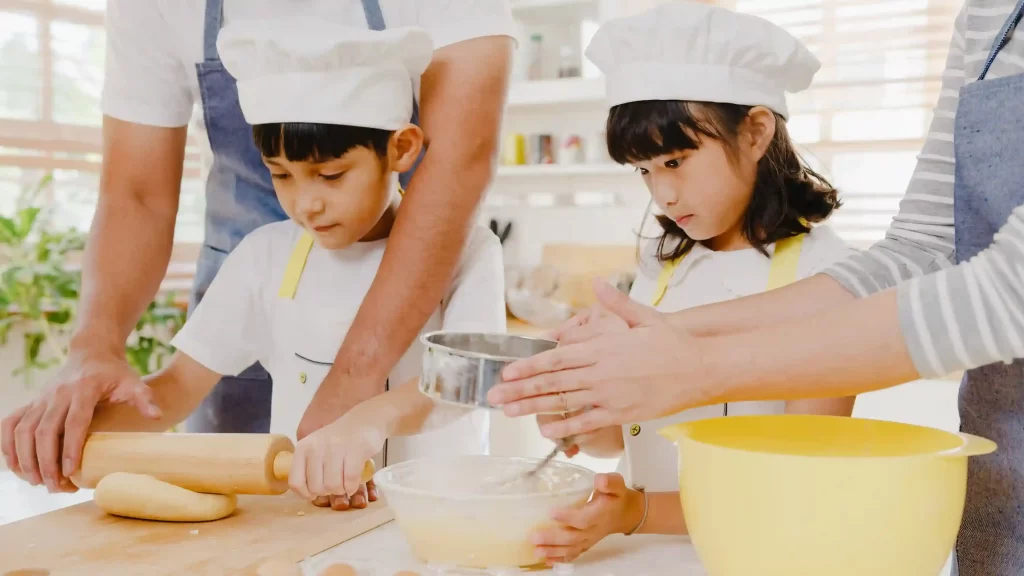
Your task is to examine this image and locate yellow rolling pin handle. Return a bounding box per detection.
[272,452,377,484]
[941,433,997,458]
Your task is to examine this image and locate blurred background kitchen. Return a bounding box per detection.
[0,0,965,509]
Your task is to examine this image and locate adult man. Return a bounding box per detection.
[2,0,514,510]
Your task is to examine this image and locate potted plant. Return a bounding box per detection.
[0,174,187,397]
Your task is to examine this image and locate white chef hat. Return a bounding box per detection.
[217,18,433,130]
[584,1,820,119]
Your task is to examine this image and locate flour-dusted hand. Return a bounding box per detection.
[1,349,162,492]
[530,473,645,564]
[488,281,718,439]
[288,409,383,511]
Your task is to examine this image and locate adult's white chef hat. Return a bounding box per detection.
[584,1,820,119]
[217,18,433,130]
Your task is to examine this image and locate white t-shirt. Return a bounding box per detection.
[170,221,506,461]
[101,0,518,173]
[619,225,859,492]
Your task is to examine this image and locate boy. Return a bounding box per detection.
[86,20,505,509]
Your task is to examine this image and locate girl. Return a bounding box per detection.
[530,1,858,563]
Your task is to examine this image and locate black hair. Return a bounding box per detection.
[252,122,393,163]
[606,100,840,262]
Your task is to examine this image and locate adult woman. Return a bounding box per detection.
[488,2,1024,574]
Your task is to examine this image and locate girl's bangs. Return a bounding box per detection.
[605,101,722,164]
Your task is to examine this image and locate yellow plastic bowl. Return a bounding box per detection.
[659,415,996,576]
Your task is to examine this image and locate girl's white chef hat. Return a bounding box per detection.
[584,1,820,119]
[217,18,432,129]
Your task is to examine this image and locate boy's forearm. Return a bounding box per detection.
[670,274,855,338]
[360,378,469,438]
[89,354,219,432]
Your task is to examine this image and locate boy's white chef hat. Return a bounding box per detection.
[217,19,433,130]
[584,1,820,119]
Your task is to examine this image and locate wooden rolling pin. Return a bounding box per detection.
[70,432,376,495]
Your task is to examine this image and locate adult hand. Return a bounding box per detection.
[487,281,718,439]
[1,349,162,492]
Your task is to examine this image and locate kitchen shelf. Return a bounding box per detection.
[507,77,605,107]
[497,164,632,177]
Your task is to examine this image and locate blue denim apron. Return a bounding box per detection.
[952,2,1024,574]
[186,0,419,433]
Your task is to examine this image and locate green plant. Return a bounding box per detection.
[0,173,186,385]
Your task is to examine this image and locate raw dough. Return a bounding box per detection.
[257,559,301,576]
[94,472,237,522]
[319,564,357,576]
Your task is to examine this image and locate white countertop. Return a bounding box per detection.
[1,470,705,576]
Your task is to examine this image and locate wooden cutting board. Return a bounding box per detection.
[0,493,394,575]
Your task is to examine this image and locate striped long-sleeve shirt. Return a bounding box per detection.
[823,0,1024,378]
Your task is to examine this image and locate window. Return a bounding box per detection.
[729,0,962,248]
[0,0,206,245]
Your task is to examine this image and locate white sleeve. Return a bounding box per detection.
[403,0,518,50]
[170,236,268,376]
[441,228,507,333]
[100,0,194,127]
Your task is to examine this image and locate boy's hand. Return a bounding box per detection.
[529,472,644,564]
[288,411,384,511]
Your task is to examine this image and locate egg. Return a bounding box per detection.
[319,563,358,576]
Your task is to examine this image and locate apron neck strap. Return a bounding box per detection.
[361,0,387,31]
[979,0,1024,81]
[278,232,315,299]
[277,185,402,300]
[649,233,807,307]
[202,0,225,63]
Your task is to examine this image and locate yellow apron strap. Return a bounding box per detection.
[765,234,806,291]
[278,231,315,299]
[650,253,686,307]
[649,233,807,306]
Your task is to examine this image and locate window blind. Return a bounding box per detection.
[0,0,206,244]
[730,0,962,248]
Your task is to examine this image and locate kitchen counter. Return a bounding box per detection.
[302,521,704,575]
[1,470,704,575]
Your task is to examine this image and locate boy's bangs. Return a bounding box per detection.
[253,122,392,162]
[606,101,723,164]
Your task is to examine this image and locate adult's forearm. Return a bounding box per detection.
[71,197,177,353]
[325,150,491,402]
[672,274,855,337]
[71,118,185,355]
[703,288,920,406]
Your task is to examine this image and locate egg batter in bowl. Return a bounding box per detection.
[373,456,595,569]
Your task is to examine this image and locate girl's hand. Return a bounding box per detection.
[530,473,644,563]
[535,412,580,458]
[548,296,629,346]
[288,411,385,510]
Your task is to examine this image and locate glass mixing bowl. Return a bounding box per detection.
[373,455,595,569]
